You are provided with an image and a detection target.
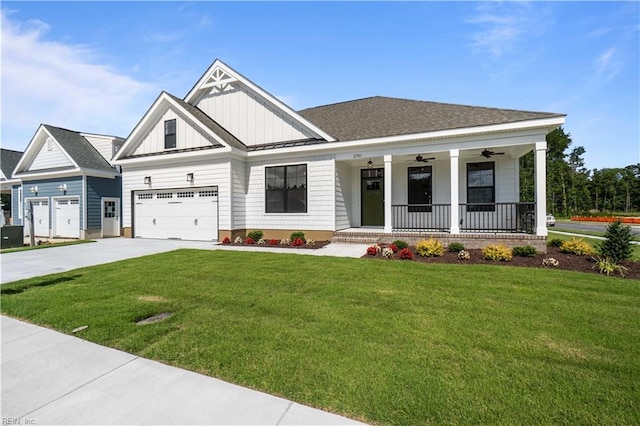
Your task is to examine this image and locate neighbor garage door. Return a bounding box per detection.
[54,198,80,238]
[134,187,218,241]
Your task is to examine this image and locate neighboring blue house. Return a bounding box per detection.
[12,124,124,239]
[1,148,23,225]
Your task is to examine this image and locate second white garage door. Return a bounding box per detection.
[55,198,80,238]
[134,187,218,241]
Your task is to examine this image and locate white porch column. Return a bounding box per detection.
[449,149,460,234]
[535,141,548,236]
[384,155,393,233]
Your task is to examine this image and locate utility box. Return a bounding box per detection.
[1,226,24,249]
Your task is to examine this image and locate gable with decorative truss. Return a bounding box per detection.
[185,60,335,147]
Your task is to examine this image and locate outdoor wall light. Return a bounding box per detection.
[144,176,151,185]
[367,159,373,168]
[30,186,38,193]
[186,172,194,182]
[58,184,67,192]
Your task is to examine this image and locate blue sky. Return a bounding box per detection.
[2,1,638,170]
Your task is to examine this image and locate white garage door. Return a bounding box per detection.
[31,199,50,237]
[55,198,80,238]
[134,187,218,241]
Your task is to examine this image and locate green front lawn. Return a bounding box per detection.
[2,250,639,424]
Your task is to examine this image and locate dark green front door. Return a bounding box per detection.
[361,168,384,226]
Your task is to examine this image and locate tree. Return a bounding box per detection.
[598,221,634,262]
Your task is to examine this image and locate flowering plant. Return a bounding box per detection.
[458,250,470,260]
[257,238,266,245]
[234,236,243,244]
[366,245,378,256]
[306,239,316,247]
[245,237,255,245]
[222,236,231,244]
[269,239,279,246]
[388,244,398,253]
[398,247,413,260]
[280,238,291,246]
[542,257,559,267]
[382,247,394,258]
[292,237,305,247]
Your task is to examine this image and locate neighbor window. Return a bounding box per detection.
[467,162,495,211]
[164,119,176,149]
[265,164,307,213]
[408,166,432,212]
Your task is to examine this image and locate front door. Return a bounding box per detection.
[361,168,384,226]
[102,198,120,237]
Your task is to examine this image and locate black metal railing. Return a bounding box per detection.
[391,204,451,231]
[459,202,535,233]
[391,202,536,234]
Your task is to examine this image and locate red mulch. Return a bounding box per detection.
[363,246,640,280]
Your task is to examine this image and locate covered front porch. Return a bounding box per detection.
[333,141,549,240]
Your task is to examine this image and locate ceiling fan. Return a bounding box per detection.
[414,154,436,163]
[481,149,505,159]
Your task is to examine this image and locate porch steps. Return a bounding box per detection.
[331,231,384,244]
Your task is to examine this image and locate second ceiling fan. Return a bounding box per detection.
[481,149,505,158]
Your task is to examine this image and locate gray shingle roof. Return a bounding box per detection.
[41,125,116,172]
[298,96,565,141]
[166,93,247,151]
[1,149,23,179]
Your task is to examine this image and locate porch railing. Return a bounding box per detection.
[392,204,451,231]
[391,202,536,234]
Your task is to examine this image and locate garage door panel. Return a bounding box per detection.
[31,200,50,237]
[134,187,218,241]
[55,198,80,238]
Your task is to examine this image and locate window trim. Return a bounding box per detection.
[164,119,176,150]
[407,166,433,213]
[467,161,495,212]
[265,164,308,214]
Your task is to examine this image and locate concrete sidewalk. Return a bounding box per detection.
[1,316,365,425]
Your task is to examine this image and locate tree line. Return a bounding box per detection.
[520,127,640,216]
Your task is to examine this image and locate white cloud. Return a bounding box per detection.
[1,11,157,151]
[467,2,549,58]
[594,47,621,83]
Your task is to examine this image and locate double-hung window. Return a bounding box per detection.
[265,164,307,213]
[408,166,432,212]
[164,119,176,149]
[467,162,495,211]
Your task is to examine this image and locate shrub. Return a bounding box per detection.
[306,239,316,247]
[388,244,399,253]
[247,230,264,241]
[234,236,243,244]
[448,242,465,252]
[416,238,445,257]
[598,220,634,263]
[381,247,394,258]
[513,245,537,257]
[290,231,306,242]
[548,238,564,248]
[222,236,231,244]
[560,238,594,256]
[366,246,378,256]
[542,257,559,267]
[592,256,628,277]
[257,238,266,245]
[458,250,470,260]
[280,238,290,246]
[245,237,255,245]
[392,240,408,250]
[269,239,279,246]
[482,244,513,261]
[292,237,305,247]
[398,247,413,260]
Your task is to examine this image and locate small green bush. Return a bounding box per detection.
[290,231,306,242]
[598,221,634,263]
[416,238,445,257]
[448,242,465,252]
[513,245,537,257]
[548,238,564,248]
[560,238,594,256]
[392,240,409,250]
[592,256,628,277]
[247,230,264,241]
[482,244,513,261]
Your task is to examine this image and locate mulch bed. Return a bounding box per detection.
[222,240,331,250]
[363,246,640,280]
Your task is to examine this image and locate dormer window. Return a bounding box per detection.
[164,119,176,149]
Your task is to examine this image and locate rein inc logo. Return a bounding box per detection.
[2,418,35,425]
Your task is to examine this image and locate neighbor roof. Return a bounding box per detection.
[40,125,117,173]
[298,96,565,141]
[1,149,23,179]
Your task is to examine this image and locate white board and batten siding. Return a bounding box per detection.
[83,135,122,162]
[28,138,74,171]
[245,156,336,231]
[121,160,232,231]
[230,159,247,230]
[132,109,219,157]
[195,85,316,147]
